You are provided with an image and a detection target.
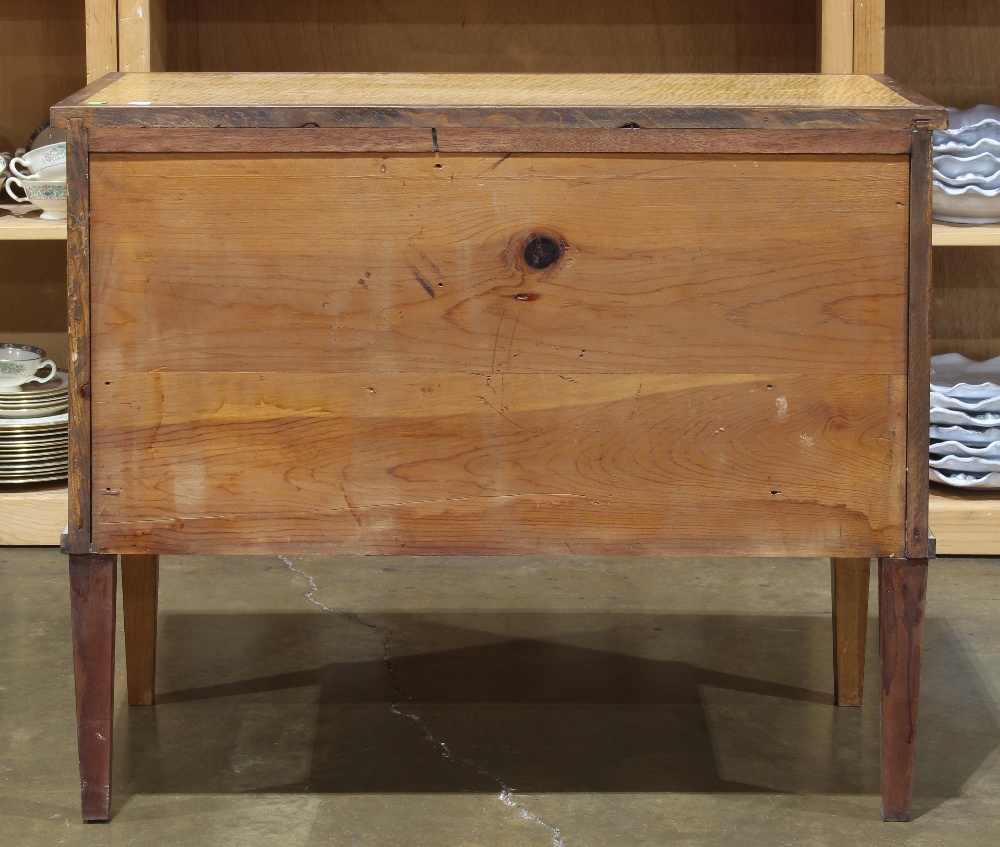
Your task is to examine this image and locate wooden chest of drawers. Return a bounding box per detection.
[53,72,945,822]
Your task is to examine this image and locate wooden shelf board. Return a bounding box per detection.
[932,222,1000,247]
[929,487,1000,556]
[0,484,67,546]
[0,207,67,240]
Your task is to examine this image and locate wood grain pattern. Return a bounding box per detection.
[933,222,1000,247]
[51,72,944,131]
[0,0,85,151]
[86,126,914,155]
[69,553,116,821]
[0,235,70,376]
[63,71,922,110]
[928,488,1000,555]
[121,554,158,706]
[165,0,816,75]
[929,247,1000,361]
[90,372,907,556]
[119,0,166,73]
[88,152,911,376]
[0,214,67,240]
[886,0,1000,108]
[820,0,854,74]
[85,0,118,83]
[854,0,885,74]
[831,556,871,706]
[66,119,92,554]
[906,123,932,559]
[879,556,928,822]
[0,486,68,546]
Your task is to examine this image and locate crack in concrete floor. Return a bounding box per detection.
[280,556,565,846]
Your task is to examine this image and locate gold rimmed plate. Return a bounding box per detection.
[0,395,68,408]
[0,404,69,420]
[0,411,67,426]
[0,431,69,442]
[0,434,68,446]
[0,464,69,477]
[0,446,68,460]
[0,464,68,479]
[1,451,69,466]
[0,369,68,400]
[0,392,68,405]
[0,470,68,485]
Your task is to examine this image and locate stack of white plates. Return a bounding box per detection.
[933,105,1000,224]
[0,370,69,484]
[930,354,1000,489]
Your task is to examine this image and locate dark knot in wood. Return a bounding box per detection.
[506,229,568,276]
[522,235,563,271]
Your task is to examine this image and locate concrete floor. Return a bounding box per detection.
[1,550,999,846]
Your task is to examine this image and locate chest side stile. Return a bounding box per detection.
[65,117,92,554]
[906,121,933,560]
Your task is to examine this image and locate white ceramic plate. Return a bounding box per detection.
[930,468,1000,489]
[930,439,1000,458]
[931,353,1000,399]
[933,151,1000,180]
[933,182,1000,223]
[0,411,67,428]
[0,402,68,419]
[930,406,1000,427]
[930,454,1000,473]
[930,391,1000,412]
[930,424,1000,445]
[0,369,67,398]
[934,137,1000,156]
[935,118,1000,148]
[935,171,1000,190]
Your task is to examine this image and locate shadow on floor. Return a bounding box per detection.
[114,612,999,804]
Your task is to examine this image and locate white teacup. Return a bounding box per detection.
[7,142,66,179]
[18,162,67,182]
[0,344,58,393]
[4,178,68,220]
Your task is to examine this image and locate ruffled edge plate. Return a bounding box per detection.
[930,454,1000,473]
[930,425,1000,445]
[930,391,1000,412]
[931,438,1000,458]
[930,407,1000,427]
[930,468,1000,489]
[931,353,1000,399]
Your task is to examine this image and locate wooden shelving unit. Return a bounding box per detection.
[8,1,996,556]
[0,0,84,545]
[930,488,1000,556]
[0,487,68,546]
[933,223,1000,248]
[0,208,67,241]
[886,0,1000,556]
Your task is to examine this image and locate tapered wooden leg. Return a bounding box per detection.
[879,556,928,822]
[831,557,871,706]
[69,553,117,822]
[121,554,159,706]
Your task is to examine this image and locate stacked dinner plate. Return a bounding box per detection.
[930,354,1000,490]
[933,105,1000,224]
[0,369,69,484]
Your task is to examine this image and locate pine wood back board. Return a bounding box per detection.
[52,73,945,559]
